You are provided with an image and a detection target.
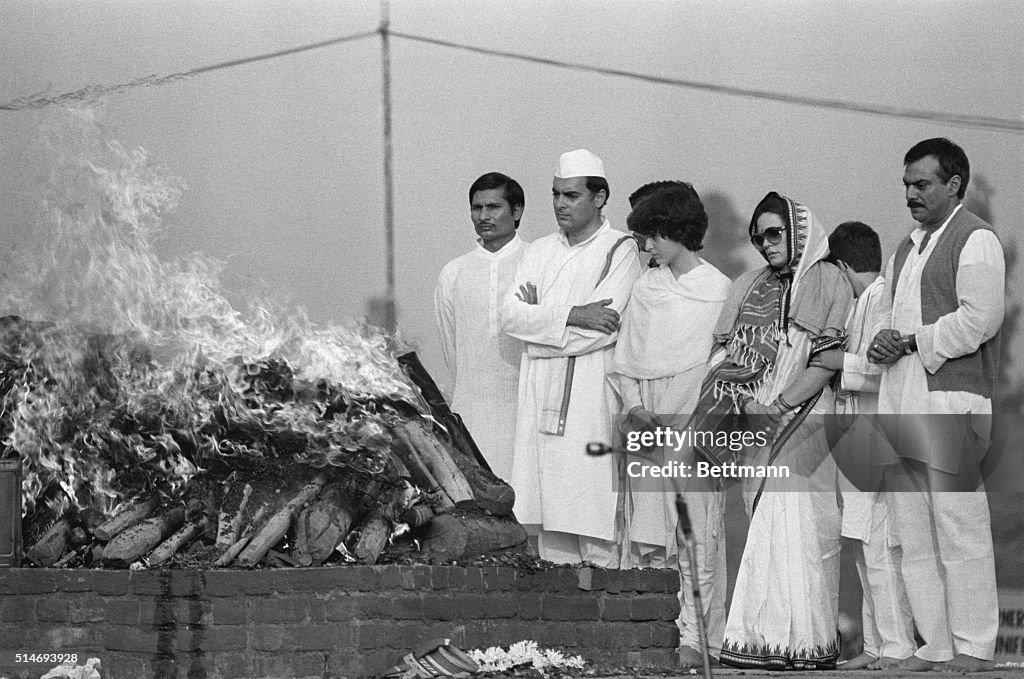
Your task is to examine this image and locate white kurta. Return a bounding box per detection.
[501,219,642,544]
[434,235,527,480]
[876,204,1004,662]
[835,276,915,661]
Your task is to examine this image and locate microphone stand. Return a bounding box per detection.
[675,495,713,679]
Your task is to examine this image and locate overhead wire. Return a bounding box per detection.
[0,30,378,111]
[389,30,1024,135]
[0,25,1021,135]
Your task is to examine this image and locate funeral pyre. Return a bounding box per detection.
[1,110,523,570]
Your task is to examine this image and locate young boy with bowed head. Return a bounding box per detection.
[611,181,731,667]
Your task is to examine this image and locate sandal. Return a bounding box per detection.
[382,638,479,679]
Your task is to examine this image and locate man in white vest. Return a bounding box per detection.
[501,149,642,566]
[869,137,1003,672]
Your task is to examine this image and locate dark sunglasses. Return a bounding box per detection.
[750,226,787,248]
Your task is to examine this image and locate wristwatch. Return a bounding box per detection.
[901,334,918,355]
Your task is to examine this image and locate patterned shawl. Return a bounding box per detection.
[693,192,843,467]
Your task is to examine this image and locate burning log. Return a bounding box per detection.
[102,506,186,567]
[26,517,72,567]
[215,482,252,548]
[147,517,209,567]
[214,505,267,567]
[392,422,473,507]
[235,475,325,567]
[94,496,159,542]
[420,512,528,563]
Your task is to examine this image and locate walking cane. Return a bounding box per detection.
[675,494,713,679]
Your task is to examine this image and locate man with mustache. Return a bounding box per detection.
[434,172,529,481]
[501,149,642,565]
[868,138,1004,671]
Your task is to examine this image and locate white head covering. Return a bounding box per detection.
[555,149,605,179]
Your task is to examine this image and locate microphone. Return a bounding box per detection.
[585,442,614,456]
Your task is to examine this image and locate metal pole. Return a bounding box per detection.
[380,0,396,331]
[676,494,713,679]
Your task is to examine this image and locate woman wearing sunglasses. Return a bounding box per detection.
[690,191,854,669]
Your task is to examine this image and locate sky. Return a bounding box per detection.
[1,0,1022,405]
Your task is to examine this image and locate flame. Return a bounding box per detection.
[1,109,424,521]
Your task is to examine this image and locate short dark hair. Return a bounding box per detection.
[585,176,610,205]
[628,180,686,208]
[904,137,970,199]
[469,172,525,225]
[826,221,882,273]
[626,182,707,252]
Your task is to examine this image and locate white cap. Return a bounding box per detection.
[555,149,605,179]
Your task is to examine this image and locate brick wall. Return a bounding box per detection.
[0,565,680,679]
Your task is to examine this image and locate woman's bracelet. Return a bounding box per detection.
[775,393,798,411]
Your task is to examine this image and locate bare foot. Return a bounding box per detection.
[839,652,879,670]
[869,655,912,670]
[933,654,994,673]
[678,645,708,669]
[892,656,946,672]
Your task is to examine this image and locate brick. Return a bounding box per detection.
[249,596,308,624]
[629,595,666,622]
[602,569,622,594]
[358,592,393,618]
[37,624,104,650]
[605,623,639,648]
[399,566,418,590]
[459,594,513,620]
[542,595,600,621]
[430,565,450,590]
[483,567,516,592]
[252,651,325,679]
[627,648,676,668]
[377,565,403,589]
[100,651,151,679]
[10,570,59,594]
[212,651,256,679]
[422,594,454,620]
[576,567,593,591]
[238,570,283,596]
[66,594,113,624]
[36,597,70,622]
[391,594,423,620]
[203,570,243,597]
[325,595,360,621]
[634,621,653,648]
[517,593,542,619]
[537,621,576,647]
[104,598,141,625]
[600,596,630,622]
[127,570,166,597]
[574,621,606,647]
[0,596,35,623]
[357,621,388,649]
[446,566,466,590]
[464,567,484,591]
[141,597,209,628]
[199,625,248,651]
[413,565,432,590]
[359,649,400,677]
[650,621,679,648]
[104,626,157,652]
[250,625,287,651]
[286,625,338,651]
[210,598,248,625]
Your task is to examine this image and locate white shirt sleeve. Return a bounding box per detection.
[434,264,458,382]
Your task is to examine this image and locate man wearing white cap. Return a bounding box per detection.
[501,149,642,565]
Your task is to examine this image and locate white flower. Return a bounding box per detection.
[469,640,585,675]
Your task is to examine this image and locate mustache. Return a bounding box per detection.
[907,201,925,208]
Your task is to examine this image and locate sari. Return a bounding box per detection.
[704,193,853,670]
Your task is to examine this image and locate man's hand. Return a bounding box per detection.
[808,347,844,371]
[867,329,904,364]
[567,298,619,334]
[516,282,538,305]
[744,399,785,427]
